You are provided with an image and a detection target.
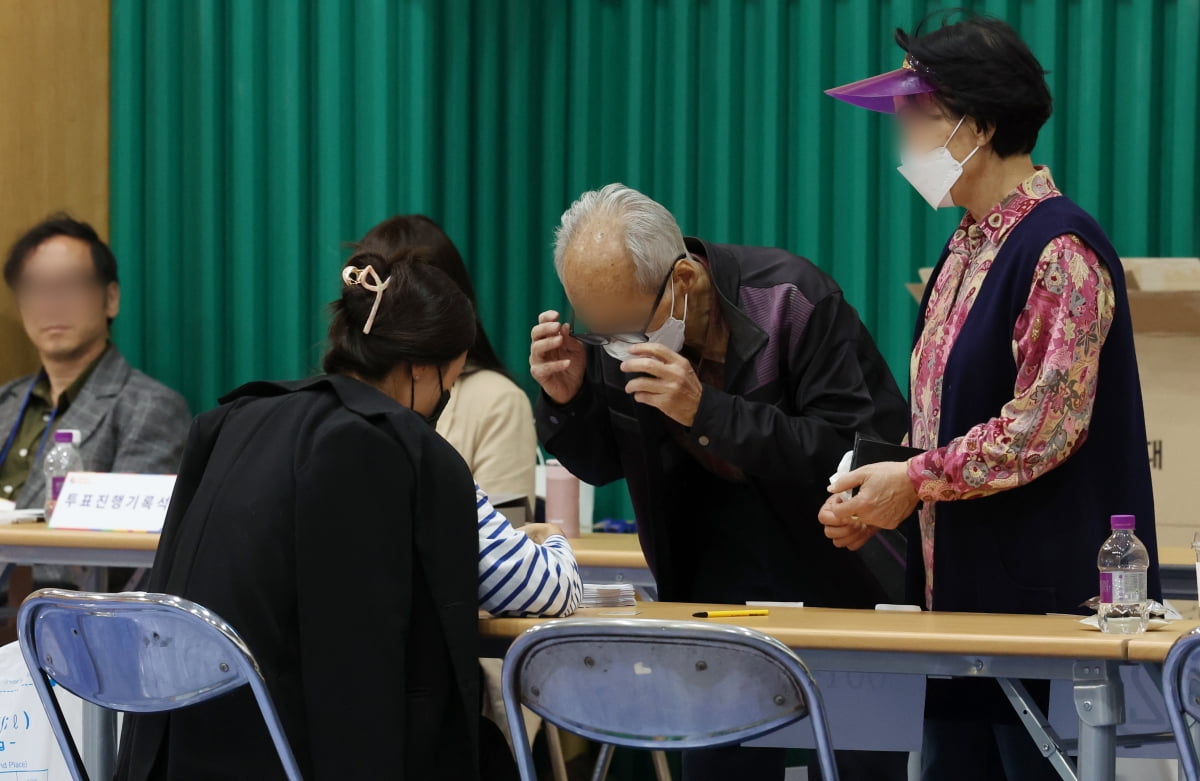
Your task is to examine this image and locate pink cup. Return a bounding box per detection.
[544,459,580,538]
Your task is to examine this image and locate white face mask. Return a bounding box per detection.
[600,276,688,360]
[646,279,687,353]
[897,115,981,210]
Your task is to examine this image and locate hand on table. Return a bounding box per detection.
[519,523,559,545]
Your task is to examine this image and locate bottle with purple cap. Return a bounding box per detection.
[43,429,83,520]
[1097,514,1150,634]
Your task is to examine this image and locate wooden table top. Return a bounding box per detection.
[1124,621,1200,662]
[0,522,160,551]
[573,537,1199,572]
[568,533,647,568]
[0,526,633,561]
[1,526,1185,662]
[1160,546,1194,567]
[482,601,1200,662]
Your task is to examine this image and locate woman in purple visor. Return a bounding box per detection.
[820,12,1158,781]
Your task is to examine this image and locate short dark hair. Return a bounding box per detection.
[895,11,1052,158]
[3,213,119,289]
[354,215,512,381]
[323,249,476,381]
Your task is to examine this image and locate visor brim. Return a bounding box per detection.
[824,68,938,113]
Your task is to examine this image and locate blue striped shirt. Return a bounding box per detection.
[476,485,581,616]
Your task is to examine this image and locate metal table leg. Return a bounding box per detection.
[78,566,117,781]
[998,676,1077,780]
[1073,661,1124,781]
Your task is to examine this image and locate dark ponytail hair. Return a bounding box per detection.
[354,214,512,380]
[894,11,1052,158]
[322,249,476,381]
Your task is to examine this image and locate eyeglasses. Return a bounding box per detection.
[567,254,686,347]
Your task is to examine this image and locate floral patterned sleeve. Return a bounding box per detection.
[906,234,1115,502]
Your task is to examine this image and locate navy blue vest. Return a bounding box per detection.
[909,195,1160,615]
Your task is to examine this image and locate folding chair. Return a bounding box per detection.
[18,588,302,781]
[1164,627,1200,781]
[502,618,839,781]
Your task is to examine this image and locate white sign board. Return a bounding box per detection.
[48,472,176,533]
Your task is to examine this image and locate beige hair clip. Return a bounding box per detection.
[342,264,392,334]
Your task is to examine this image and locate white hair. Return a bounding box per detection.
[553,183,687,294]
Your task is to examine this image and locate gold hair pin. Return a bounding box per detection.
[342,264,392,334]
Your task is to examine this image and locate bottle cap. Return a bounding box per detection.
[1110,514,1136,530]
[53,429,80,445]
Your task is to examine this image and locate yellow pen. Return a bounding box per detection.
[692,609,770,618]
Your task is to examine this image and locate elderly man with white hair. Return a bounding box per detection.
[529,183,910,781]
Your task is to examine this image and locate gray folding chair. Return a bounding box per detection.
[502,618,839,781]
[1164,627,1200,781]
[17,588,303,781]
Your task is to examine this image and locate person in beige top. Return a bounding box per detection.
[354,214,538,502]
[436,368,536,502]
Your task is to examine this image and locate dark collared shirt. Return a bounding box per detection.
[0,345,109,501]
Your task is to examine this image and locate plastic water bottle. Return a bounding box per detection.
[43,429,83,519]
[1097,514,1150,634]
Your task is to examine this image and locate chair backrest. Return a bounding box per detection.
[502,618,839,779]
[1164,627,1200,781]
[18,589,303,781]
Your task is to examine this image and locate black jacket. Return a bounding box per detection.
[115,375,481,780]
[537,237,909,606]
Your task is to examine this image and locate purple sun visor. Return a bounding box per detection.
[825,63,938,113]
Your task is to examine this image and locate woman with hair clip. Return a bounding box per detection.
[356,214,537,502]
[115,251,579,781]
[355,215,556,768]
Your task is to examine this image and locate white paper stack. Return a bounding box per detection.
[580,583,636,608]
[0,508,45,524]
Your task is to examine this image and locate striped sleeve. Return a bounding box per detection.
[476,485,581,617]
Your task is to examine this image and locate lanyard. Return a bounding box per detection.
[0,374,59,470]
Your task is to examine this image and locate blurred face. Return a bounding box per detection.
[560,226,682,341]
[12,236,117,362]
[893,94,973,159]
[893,94,990,206]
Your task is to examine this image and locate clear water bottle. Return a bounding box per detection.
[1097,514,1150,634]
[43,429,83,519]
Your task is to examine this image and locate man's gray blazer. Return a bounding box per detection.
[0,346,192,507]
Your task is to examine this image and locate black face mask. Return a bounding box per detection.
[412,365,450,427]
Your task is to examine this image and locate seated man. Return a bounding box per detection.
[0,215,190,595]
[0,214,190,507]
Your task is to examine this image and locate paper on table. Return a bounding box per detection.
[0,508,44,524]
[581,583,636,608]
[1078,615,1171,631]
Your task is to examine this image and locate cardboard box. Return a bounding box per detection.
[907,258,1200,548]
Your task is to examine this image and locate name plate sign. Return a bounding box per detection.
[48,472,177,533]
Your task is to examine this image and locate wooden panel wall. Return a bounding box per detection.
[0,0,110,383]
